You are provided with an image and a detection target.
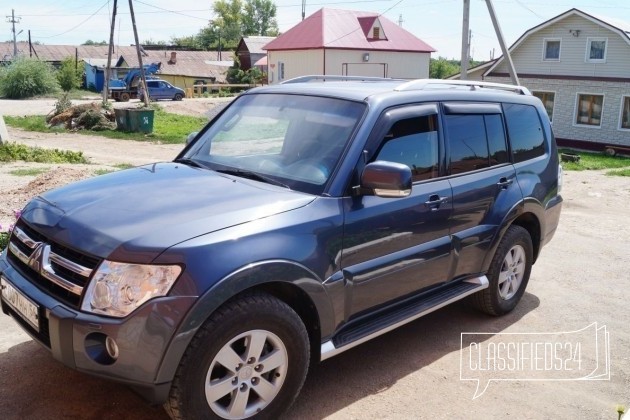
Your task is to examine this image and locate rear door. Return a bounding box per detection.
[442,102,521,280]
[341,104,454,318]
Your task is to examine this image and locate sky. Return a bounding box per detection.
[2,0,630,61]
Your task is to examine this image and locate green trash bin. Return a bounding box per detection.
[114,108,129,131]
[128,108,155,133]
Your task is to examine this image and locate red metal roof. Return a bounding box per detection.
[264,8,435,53]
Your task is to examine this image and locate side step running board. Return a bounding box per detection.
[320,276,488,361]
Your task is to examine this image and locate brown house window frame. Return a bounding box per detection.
[575,93,604,128]
[533,91,555,122]
[620,96,630,131]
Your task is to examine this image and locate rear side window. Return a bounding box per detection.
[444,113,508,175]
[503,103,546,163]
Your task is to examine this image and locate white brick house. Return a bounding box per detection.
[457,9,630,152]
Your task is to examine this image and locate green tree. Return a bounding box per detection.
[180,0,279,50]
[170,35,201,49]
[243,0,279,36]
[82,40,107,45]
[57,56,82,91]
[210,0,245,50]
[143,38,168,46]
[429,57,460,79]
[0,56,59,99]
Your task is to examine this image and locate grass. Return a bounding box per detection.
[606,168,630,177]
[559,149,630,172]
[9,167,50,176]
[4,107,207,144]
[94,163,134,176]
[0,142,88,163]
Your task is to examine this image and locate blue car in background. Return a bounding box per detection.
[139,79,185,101]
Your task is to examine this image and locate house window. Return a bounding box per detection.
[543,39,561,60]
[372,27,380,39]
[575,94,604,127]
[620,96,630,130]
[586,37,607,62]
[533,91,555,122]
[278,62,285,81]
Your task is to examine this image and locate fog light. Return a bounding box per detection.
[105,336,119,360]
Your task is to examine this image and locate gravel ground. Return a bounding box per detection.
[1,98,630,419]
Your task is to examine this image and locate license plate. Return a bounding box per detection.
[1,277,40,332]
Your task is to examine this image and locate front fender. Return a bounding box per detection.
[154,259,334,384]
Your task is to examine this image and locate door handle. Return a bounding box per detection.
[497,177,513,190]
[425,194,448,211]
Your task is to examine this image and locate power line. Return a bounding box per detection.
[36,1,110,39]
[133,0,209,21]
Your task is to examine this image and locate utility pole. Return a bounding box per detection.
[103,0,118,106]
[302,0,306,21]
[460,0,470,80]
[6,9,21,57]
[129,0,150,107]
[485,0,519,85]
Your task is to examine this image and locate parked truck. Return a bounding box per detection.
[108,62,161,102]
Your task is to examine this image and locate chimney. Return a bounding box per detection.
[168,51,177,65]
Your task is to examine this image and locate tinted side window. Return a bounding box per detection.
[445,115,490,175]
[504,103,545,163]
[375,114,439,181]
[485,114,509,165]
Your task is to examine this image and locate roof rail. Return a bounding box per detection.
[281,75,397,84]
[394,79,531,95]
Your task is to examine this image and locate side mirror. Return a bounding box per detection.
[186,131,199,145]
[360,161,412,198]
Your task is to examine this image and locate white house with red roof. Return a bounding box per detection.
[263,8,435,83]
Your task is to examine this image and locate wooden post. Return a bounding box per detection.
[129,0,150,107]
[103,0,118,106]
[460,0,470,80]
[485,0,519,85]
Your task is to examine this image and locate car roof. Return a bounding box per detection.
[247,76,535,105]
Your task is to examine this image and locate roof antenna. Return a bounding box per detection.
[302,0,306,20]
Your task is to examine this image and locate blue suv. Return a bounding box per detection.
[0,77,562,419]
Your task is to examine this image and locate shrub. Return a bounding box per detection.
[54,92,73,115]
[0,142,88,163]
[0,56,59,98]
[57,57,82,91]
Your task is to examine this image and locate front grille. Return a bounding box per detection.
[7,220,101,309]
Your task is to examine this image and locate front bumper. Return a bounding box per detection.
[0,250,196,404]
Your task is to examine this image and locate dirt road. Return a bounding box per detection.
[1,101,629,419]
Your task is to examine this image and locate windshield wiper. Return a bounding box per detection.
[215,169,290,189]
[174,157,205,168]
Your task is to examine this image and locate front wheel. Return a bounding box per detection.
[174,93,183,101]
[165,293,310,419]
[472,225,533,316]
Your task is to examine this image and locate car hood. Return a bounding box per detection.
[20,162,314,261]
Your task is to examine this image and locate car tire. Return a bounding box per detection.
[120,92,130,102]
[471,225,533,316]
[174,93,183,101]
[165,292,310,420]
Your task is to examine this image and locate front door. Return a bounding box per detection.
[341,104,453,319]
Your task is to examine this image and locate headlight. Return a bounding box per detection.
[81,260,182,317]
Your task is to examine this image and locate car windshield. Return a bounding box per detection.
[183,93,366,194]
